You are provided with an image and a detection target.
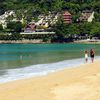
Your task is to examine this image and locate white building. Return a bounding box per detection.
[0,11,17,28]
[35,12,59,28]
[88,11,95,22]
[79,10,95,22]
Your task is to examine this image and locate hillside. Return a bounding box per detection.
[0,0,100,42]
[0,0,100,15]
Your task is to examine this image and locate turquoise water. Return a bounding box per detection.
[0,43,100,70]
[0,43,100,83]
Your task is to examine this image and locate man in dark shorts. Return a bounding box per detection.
[90,49,95,63]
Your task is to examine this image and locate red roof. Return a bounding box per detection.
[63,11,71,16]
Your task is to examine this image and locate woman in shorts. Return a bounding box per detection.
[90,49,95,63]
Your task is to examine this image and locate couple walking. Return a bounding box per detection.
[85,49,95,63]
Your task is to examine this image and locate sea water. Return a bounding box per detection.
[0,43,100,83]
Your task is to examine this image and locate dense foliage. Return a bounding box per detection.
[54,21,100,38]
[0,0,100,14]
[0,0,100,41]
[6,21,22,33]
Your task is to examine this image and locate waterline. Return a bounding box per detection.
[0,56,100,83]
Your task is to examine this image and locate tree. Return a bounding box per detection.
[90,22,100,37]
[62,2,80,13]
[14,21,23,32]
[78,22,93,36]
[6,15,14,22]
[94,12,100,21]
[67,24,80,36]
[54,19,79,38]
[54,19,66,38]
[7,21,22,33]
[0,24,3,31]
[72,14,81,23]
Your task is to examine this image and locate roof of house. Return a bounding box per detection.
[79,10,94,21]
[63,11,71,16]
[82,10,93,13]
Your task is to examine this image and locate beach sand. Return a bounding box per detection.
[0,60,100,100]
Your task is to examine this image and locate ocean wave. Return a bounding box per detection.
[0,56,100,83]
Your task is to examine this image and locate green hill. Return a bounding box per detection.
[0,0,100,15]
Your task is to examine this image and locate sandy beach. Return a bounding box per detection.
[0,60,100,100]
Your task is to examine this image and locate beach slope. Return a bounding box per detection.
[0,60,100,100]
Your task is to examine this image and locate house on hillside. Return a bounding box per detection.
[24,22,36,32]
[0,10,19,28]
[79,10,95,22]
[50,13,60,25]
[0,11,12,28]
[63,11,72,24]
[35,12,60,29]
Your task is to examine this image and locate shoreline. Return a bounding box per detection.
[0,57,86,84]
[74,40,100,44]
[1,57,100,84]
[0,40,46,44]
[0,60,100,100]
[0,40,100,44]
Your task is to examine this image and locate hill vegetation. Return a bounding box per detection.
[0,0,100,15]
[0,0,100,42]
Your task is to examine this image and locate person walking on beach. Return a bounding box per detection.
[84,50,88,63]
[90,49,95,63]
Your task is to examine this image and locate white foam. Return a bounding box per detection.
[0,56,100,83]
